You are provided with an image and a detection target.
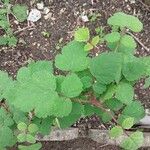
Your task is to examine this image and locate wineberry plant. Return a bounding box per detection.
[0,12,150,150]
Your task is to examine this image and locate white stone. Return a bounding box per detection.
[43,7,50,14]
[44,12,52,20]
[81,15,89,22]
[37,2,44,10]
[27,9,41,22]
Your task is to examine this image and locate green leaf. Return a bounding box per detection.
[120,35,136,53]
[55,41,90,72]
[0,71,14,100]
[0,20,10,29]
[122,117,134,129]
[28,124,39,133]
[93,82,106,95]
[8,64,72,118]
[0,108,14,127]
[104,98,123,111]
[104,32,121,43]
[141,56,150,75]
[28,61,53,74]
[61,73,83,98]
[26,134,36,143]
[84,43,93,51]
[108,12,143,32]
[90,52,123,84]
[101,84,117,100]
[118,101,145,124]
[0,126,15,148]
[33,117,54,135]
[101,111,113,123]
[12,109,28,124]
[77,70,93,90]
[91,36,100,46]
[116,82,134,105]
[56,75,65,93]
[17,122,27,131]
[18,143,42,150]
[8,36,17,46]
[121,131,144,150]
[109,126,123,138]
[123,60,146,81]
[74,27,90,42]
[12,4,28,22]
[144,77,150,88]
[0,9,7,14]
[58,102,84,128]
[0,36,8,45]
[17,133,26,143]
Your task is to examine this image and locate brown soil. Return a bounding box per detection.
[1,0,150,150]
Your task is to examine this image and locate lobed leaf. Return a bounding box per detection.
[61,73,83,98]
[90,52,123,84]
[121,131,144,150]
[55,41,90,72]
[108,12,143,32]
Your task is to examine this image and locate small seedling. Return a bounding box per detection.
[41,31,51,38]
[0,1,28,47]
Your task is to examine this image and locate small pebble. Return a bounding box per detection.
[81,15,89,22]
[37,2,44,10]
[28,9,41,22]
[43,7,50,14]
[44,12,52,20]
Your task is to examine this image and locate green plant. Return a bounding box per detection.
[0,12,149,150]
[0,0,28,47]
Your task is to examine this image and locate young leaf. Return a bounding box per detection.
[84,42,93,51]
[17,122,27,131]
[108,12,143,32]
[122,117,134,129]
[116,82,134,105]
[12,4,28,22]
[74,27,90,42]
[91,36,100,46]
[61,73,83,98]
[55,41,90,72]
[90,52,123,84]
[26,134,36,143]
[28,124,39,133]
[121,131,144,150]
[17,133,26,143]
[104,32,120,43]
[109,126,123,138]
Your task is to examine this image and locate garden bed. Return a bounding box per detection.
[0,0,150,149]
